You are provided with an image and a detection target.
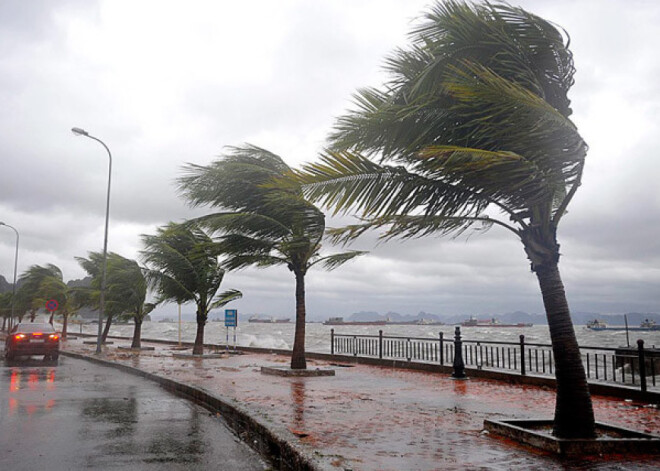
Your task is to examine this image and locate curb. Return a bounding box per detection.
[60,351,335,471]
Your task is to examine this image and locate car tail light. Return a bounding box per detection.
[48,334,59,341]
[14,334,26,341]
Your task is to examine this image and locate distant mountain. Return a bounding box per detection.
[0,274,11,294]
[345,310,660,326]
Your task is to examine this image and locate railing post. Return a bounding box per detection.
[520,334,526,376]
[353,335,357,357]
[439,332,444,365]
[452,326,467,379]
[379,330,383,359]
[638,339,647,392]
[331,329,335,355]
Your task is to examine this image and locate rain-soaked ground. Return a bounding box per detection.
[0,355,268,470]
[62,338,660,471]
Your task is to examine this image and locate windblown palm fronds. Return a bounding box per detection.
[296,1,594,438]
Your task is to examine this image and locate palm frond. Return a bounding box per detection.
[308,251,367,271]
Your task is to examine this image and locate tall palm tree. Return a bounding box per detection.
[177,145,365,369]
[78,252,155,349]
[141,223,242,355]
[295,1,594,438]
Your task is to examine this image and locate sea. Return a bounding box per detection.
[69,320,660,353]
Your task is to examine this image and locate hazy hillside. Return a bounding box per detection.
[346,310,660,325]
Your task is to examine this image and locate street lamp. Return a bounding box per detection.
[0,222,19,332]
[72,127,112,354]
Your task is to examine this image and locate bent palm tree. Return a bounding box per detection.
[17,264,77,336]
[77,252,128,343]
[78,252,154,349]
[296,1,594,438]
[141,223,242,355]
[178,145,364,369]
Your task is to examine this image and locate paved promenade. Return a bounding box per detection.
[62,338,660,471]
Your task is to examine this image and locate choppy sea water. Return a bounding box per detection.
[70,321,660,353]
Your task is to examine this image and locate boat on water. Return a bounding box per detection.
[323,317,387,326]
[248,316,291,324]
[586,318,659,331]
[460,316,532,328]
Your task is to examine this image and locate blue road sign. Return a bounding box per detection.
[225,309,237,327]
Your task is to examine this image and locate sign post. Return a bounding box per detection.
[45,299,59,325]
[224,309,237,353]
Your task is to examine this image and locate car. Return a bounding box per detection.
[5,323,60,361]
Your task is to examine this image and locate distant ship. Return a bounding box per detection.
[323,317,387,326]
[460,316,532,328]
[248,316,291,324]
[586,318,659,331]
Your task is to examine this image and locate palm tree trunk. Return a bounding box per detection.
[131,318,142,349]
[193,309,205,355]
[48,310,54,325]
[290,270,307,370]
[101,314,113,343]
[62,313,68,339]
[535,261,596,438]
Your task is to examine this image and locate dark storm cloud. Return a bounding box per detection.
[1,0,659,318]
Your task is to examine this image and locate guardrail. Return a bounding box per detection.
[330,328,659,393]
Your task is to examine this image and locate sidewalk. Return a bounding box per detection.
[61,338,660,471]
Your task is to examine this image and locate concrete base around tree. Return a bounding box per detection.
[172,352,226,359]
[82,340,114,345]
[117,345,156,351]
[260,366,335,377]
[484,418,660,456]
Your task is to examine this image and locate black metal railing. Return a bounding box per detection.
[330,328,658,392]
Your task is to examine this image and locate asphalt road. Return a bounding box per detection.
[0,355,269,470]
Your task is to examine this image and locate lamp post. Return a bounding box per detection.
[0,222,19,332]
[72,127,112,354]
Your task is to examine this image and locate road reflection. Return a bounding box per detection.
[4,364,58,417]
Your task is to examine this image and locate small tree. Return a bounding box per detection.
[141,223,241,355]
[178,145,364,369]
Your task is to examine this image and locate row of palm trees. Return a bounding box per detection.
[2,1,596,438]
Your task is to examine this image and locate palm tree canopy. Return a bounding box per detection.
[16,264,66,313]
[296,0,586,266]
[178,145,364,275]
[140,223,242,313]
[77,251,151,321]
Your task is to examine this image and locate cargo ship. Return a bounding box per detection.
[586,319,659,331]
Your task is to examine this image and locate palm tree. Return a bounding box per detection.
[177,145,365,369]
[78,252,155,349]
[16,264,63,322]
[295,1,594,438]
[141,223,242,355]
[77,252,127,343]
[16,264,76,336]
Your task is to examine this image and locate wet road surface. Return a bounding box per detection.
[0,356,268,470]
[60,340,660,471]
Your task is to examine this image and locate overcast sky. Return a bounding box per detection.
[1,0,659,320]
